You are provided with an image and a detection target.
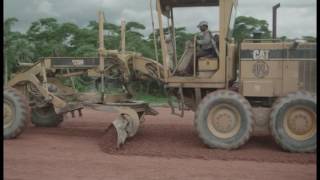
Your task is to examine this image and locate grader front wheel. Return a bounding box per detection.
[31,104,63,127]
[195,90,254,149]
[3,87,30,139]
[270,91,316,152]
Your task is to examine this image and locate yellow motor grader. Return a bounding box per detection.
[4,0,316,152]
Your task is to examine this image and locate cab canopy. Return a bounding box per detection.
[160,0,219,16]
[160,0,219,8]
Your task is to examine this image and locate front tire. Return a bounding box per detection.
[270,91,316,152]
[3,87,30,139]
[194,90,254,149]
[31,104,63,127]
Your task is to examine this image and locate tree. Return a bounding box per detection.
[4,17,18,46]
[26,18,62,57]
[302,36,316,42]
[4,18,36,83]
[4,18,19,84]
[279,36,288,41]
[126,21,148,53]
[233,16,271,42]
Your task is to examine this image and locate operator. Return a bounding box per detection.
[196,21,219,58]
[175,21,219,76]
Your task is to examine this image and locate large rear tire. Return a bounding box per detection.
[3,87,30,139]
[31,104,63,127]
[195,90,254,149]
[270,91,316,152]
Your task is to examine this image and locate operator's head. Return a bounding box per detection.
[197,21,208,32]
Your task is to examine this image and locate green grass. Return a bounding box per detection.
[133,93,168,106]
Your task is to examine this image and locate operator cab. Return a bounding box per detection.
[161,2,220,77]
[156,0,238,87]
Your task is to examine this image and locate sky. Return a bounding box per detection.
[4,0,317,39]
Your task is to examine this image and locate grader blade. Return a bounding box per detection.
[109,107,141,148]
[111,115,129,148]
[84,101,156,149]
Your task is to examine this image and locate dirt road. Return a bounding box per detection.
[4,108,316,180]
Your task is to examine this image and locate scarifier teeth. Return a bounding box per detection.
[78,109,82,117]
[71,111,75,118]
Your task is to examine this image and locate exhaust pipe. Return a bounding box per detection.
[272,3,281,39]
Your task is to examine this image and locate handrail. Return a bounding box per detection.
[193,34,197,77]
[242,38,283,42]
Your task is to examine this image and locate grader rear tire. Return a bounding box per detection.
[270,91,316,153]
[31,104,63,127]
[194,90,254,149]
[3,87,30,139]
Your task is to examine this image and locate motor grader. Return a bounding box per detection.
[4,0,316,153]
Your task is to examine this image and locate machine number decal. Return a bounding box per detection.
[252,61,269,78]
[72,59,84,66]
[253,50,269,60]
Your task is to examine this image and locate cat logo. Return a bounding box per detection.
[253,49,269,60]
[72,59,84,66]
[252,61,269,78]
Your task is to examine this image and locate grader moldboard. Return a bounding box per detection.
[4,0,317,152]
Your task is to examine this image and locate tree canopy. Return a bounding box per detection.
[233,16,272,42]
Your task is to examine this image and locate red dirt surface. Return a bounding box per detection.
[4,108,316,180]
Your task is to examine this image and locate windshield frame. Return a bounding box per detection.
[227,3,238,39]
